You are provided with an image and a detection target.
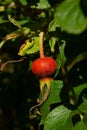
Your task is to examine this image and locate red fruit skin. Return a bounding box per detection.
[32,57,57,78]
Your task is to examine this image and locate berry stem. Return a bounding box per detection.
[39,32,44,58]
[29,80,51,117]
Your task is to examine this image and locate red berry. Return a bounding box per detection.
[32,57,57,78]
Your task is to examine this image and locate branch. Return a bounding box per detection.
[0,57,26,72]
[66,52,87,72]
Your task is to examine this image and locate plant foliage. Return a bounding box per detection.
[0,0,87,130]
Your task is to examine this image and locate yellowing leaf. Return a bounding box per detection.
[18,37,39,56]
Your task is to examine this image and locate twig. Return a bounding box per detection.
[0,57,26,72]
[66,52,87,72]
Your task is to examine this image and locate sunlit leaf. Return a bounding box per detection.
[18,37,39,56]
[0,6,5,12]
[44,105,72,130]
[36,0,51,9]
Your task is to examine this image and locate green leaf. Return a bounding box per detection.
[18,37,39,56]
[71,121,87,130]
[78,99,87,114]
[27,37,39,54]
[19,0,27,5]
[36,0,51,9]
[44,105,72,130]
[53,57,61,79]
[40,80,63,125]
[0,16,8,24]
[74,83,87,101]
[0,0,12,5]
[49,37,58,53]
[83,115,87,126]
[53,40,66,78]
[18,18,31,26]
[51,0,87,34]
[48,19,59,32]
[59,40,67,65]
[46,80,63,105]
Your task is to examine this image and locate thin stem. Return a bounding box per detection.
[29,101,42,118]
[0,33,21,49]
[39,32,44,58]
[40,83,50,102]
[0,40,5,48]
[0,57,26,71]
[8,15,22,29]
[66,52,87,72]
[29,83,50,117]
